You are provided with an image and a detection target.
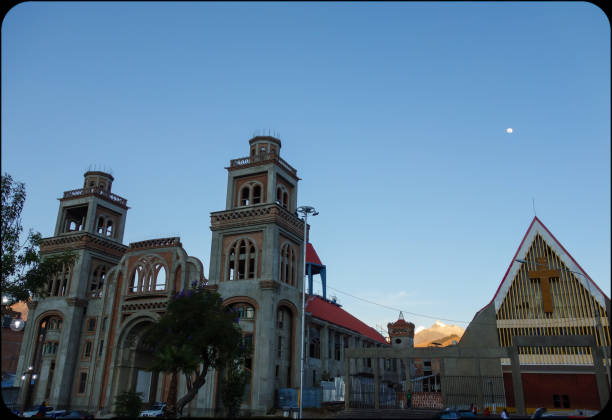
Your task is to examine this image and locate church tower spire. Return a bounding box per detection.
[209,135,306,412]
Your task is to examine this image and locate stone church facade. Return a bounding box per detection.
[14,136,389,416]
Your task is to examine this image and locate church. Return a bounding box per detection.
[14,135,392,416]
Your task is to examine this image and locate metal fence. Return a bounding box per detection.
[321,377,345,402]
[348,376,401,408]
[442,375,506,411]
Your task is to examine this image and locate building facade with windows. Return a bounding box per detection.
[14,136,392,416]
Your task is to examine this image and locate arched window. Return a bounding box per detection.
[276,185,289,209]
[97,217,105,234]
[226,238,257,281]
[238,182,264,207]
[240,187,250,206]
[130,266,142,293]
[129,256,168,294]
[154,264,167,291]
[252,185,262,204]
[280,243,297,286]
[230,303,255,320]
[48,264,71,297]
[48,317,63,330]
[105,220,113,237]
[309,327,321,359]
[89,265,107,298]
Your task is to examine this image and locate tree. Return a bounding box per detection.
[113,390,143,418]
[143,281,247,418]
[220,357,249,417]
[1,173,75,306]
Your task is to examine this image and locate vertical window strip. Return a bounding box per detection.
[575,272,594,336]
[566,265,584,337]
[523,259,536,322]
[554,252,573,334]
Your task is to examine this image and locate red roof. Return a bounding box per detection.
[306,243,323,266]
[306,295,387,344]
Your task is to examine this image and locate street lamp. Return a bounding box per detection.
[20,366,37,414]
[514,259,611,386]
[10,317,25,332]
[296,205,318,419]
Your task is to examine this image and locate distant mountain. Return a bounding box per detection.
[413,321,464,347]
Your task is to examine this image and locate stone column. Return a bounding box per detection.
[439,358,447,409]
[396,358,402,385]
[374,357,380,409]
[591,341,610,409]
[476,358,484,411]
[403,358,412,389]
[344,356,350,409]
[509,346,525,416]
[321,325,329,375]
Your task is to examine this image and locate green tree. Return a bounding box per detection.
[143,282,247,418]
[1,173,75,306]
[113,390,143,418]
[220,357,249,417]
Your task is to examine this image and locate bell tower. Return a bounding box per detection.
[388,312,415,348]
[16,171,128,410]
[209,135,306,414]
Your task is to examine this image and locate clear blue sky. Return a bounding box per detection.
[2,2,609,333]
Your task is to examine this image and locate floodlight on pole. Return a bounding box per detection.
[296,205,318,419]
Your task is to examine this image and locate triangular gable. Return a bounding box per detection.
[488,217,608,313]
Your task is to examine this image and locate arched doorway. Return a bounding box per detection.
[112,318,161,406]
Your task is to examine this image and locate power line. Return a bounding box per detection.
[324,283,475,326]
[309,275,603,330]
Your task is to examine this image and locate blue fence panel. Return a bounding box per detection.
[278,388,298,408]
[301,387,322,408]
[277,387,322,409]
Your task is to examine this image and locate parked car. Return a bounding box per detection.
[22,405,54,417]
[56,410,93,419]
[140,402,166,417]
[435,408,476,419]
[48,409,67,418]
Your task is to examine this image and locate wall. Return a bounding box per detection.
[503,372,601,410]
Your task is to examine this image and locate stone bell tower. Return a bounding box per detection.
[388,312,415,348]
[209,135,306,414]
[16,171,128,410]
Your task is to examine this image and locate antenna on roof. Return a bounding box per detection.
[532,197,537,218]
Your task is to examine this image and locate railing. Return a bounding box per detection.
[348,378,401,409]
[229,152,297,176]
[211,202,304,231]
[62,187,127,207]
[129,237,182,249]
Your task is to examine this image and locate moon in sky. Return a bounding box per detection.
[506,128,514,134]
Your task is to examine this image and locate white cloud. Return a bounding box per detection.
[415,326,426,334]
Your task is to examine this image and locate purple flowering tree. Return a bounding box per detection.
[143,281,246,418]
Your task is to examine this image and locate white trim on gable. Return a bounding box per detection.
[493,218,606,311]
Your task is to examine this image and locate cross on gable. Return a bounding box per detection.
[527,257,560,314]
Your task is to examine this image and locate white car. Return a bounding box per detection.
[22,406,62,417]
[140,402,166,417]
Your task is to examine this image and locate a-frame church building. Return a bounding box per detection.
[473,216,610,411]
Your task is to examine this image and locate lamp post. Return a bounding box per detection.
[296,206,318,419]
[515,259,611,387]
[20,365,37,414]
